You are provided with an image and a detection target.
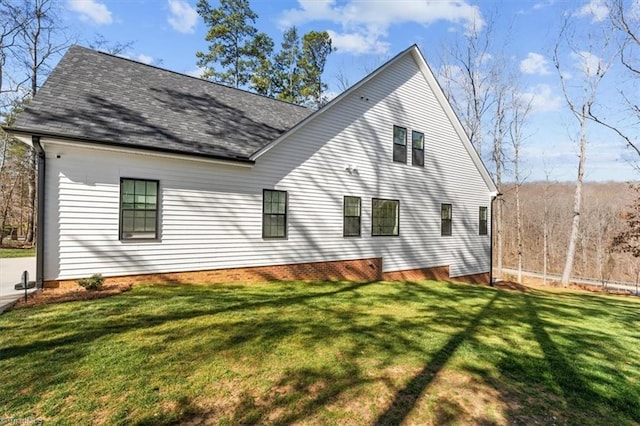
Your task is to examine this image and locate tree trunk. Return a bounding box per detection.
[561,117,587,286]
[513,133,522,283]
[543,182,549,286]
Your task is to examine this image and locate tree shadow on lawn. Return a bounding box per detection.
[0,280,501,423]
[2,281,638,424]
[373,291,500,425]
[521,293,639,422]
[458,290,640,425]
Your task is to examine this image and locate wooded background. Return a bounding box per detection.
[501,181,638,283]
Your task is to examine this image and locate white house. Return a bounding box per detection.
[6,44,498,288]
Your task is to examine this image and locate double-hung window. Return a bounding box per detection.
[479,206,488,235]
[393,125,407,163]
[343,196,361,237]
[441,203,452,236]
[412,131,424,167]
[372,198,399,236]
[120,178,159,240]
[263,189,287,238]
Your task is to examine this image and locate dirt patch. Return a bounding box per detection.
[398,368,508,425]
[11,282,132,309]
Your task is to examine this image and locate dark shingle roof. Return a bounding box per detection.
[10,45,313,161]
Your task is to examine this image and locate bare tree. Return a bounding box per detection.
[439,13,498,158]
[488,64,520,280]
[0,104,28,244]
[0,2,22,100]
[509,91,532,283]
[490,77,507,280]
[88,33,135,56]
[334,67,350,93]
[587,0,640,162]
[554,18,616,286]
[541,162,555,286]
[13,0,68,244]
[437,12,516,285]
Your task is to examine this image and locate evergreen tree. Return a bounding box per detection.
[195,0,273,89]
[248,32,274,96]
[299,31,333,108]
[273,26,303,104]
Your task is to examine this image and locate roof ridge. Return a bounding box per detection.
[71,44,311,111]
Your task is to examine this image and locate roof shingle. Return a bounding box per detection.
[11,45,313,160]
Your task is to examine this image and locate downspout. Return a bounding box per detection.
[32,136,45,289]
[489,193,502,287]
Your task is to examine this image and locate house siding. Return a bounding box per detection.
[42,53,492,282]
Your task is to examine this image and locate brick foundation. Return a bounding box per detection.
[45,257,383,289]
[382,265,450,282]
[45,259,490,289]
[383,266,490,285]
[454,272,491,284]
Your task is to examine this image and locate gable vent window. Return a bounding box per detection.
[120,178,159,240]
[441,203,452,236]
[372,198,399,236]
[393,125,407,163]
[412,131,424,167]
[263,189,287,239]
[343,196,361,237]
[479,206,488,236]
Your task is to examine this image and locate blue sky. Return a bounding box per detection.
[56,0,639,182]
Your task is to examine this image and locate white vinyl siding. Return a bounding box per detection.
[42,52,492,281]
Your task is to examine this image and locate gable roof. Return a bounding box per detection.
[7,44,497,194]
[7,45,312,162]
[254,44,498,194]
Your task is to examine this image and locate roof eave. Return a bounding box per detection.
[3,126,256,166]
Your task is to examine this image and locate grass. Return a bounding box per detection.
[0,280,639,425]
[0,247,35,258]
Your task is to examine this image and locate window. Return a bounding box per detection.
[343,196,361,237]
[479,206,488,235]
[263,189,287,238]
[372,198,399,236]
[120,178,158,240]
[393,125,407,163]
[441,203,452,236]
[412,131,424,167]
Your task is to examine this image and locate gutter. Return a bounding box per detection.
[33,136,45,289]
[4,127,256,166]
[489,193,502,287]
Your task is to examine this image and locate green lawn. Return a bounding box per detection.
[0,247,35,258]
[1,280,639,425]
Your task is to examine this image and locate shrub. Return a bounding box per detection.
[77,274,105,291]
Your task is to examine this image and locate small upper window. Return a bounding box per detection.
[263,189,287,238]
[393,125,407,163]
[412,131,424,167]
[441,203,452,236]
[479,206,488,235]
[372,198,399,236]
[120,178,159,240]
[343,196,361,237]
